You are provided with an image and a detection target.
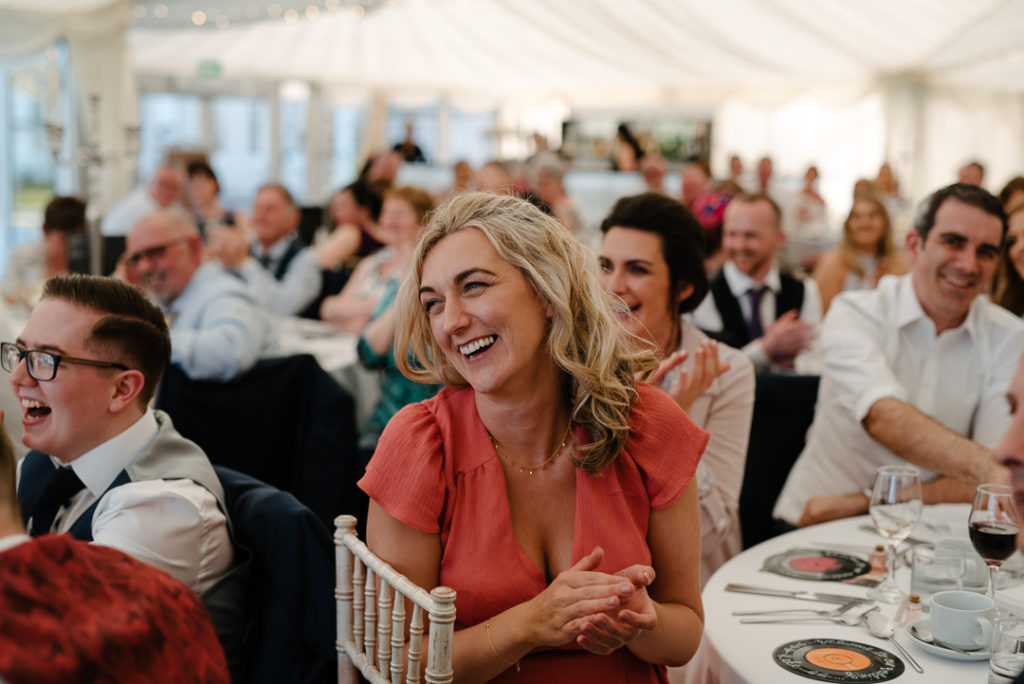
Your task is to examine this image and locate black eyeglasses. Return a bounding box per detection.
[1,342,128,382]
[123,237,191,267]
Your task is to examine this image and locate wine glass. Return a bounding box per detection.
[969,484,1022,610]
[867,465,923,604]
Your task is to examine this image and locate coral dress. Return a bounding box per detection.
[359,383,707,683]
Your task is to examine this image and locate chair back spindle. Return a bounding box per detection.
[335,515,455,684]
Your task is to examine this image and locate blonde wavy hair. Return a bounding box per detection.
[839,193,897,278]
[395,192,658,474]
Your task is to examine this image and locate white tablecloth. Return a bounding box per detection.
[275,317,381,431]
[696,504,1023,684]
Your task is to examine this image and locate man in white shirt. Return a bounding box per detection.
[5,274,234,593]
[100,164,184,238]
[775,183,1024,527]
[124,210,278,381]
[690,193,822,373]
[207,183,321,316]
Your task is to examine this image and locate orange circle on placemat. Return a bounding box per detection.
[804,647,872,671]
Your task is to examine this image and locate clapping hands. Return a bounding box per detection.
[648,339,730,414]
[528,547,657,656]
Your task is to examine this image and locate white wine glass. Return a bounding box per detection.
[867,465,923,604]
[969,484,1022,611]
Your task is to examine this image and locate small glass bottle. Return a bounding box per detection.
[894,593,922,626]
[869,544,887,573]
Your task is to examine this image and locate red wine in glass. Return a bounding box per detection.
[970,521,1020,564]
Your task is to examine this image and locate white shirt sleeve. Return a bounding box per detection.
[91,479,233,595]
[240,248,322,316]
[171,289,267,381]
[820,294,907,423]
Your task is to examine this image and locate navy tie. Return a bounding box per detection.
[746,286,768,340]
[28,466,85,536]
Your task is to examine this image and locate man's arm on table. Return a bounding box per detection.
[797,398,1007,527]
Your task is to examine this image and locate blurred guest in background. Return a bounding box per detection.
[534,163,580,232]
[690,193,821,374]
[315,181,385,270]
[321,186,433,334]
[812,194,908,313]
[185,161,238,238]
[393,120,426,163]
[355,187,441,458]
[2,196,86,314]
[613,123,645,172]
[994,203,1024,317]
[639,154,668,195]
[598,192,754,584]
[101,164,184,238]
[208,183,321,317]
[125,211,277,381]
[958,160,985,187]
[680,159,712,213]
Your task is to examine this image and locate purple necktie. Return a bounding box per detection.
[746,286,768,340]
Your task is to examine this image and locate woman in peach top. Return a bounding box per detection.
[359,192,707,682]
[812,193,908,313]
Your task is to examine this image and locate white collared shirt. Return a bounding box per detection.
[24,410,231,595]
[689,260,823,373]
[241,234,322,316]
[774,274,1024,524]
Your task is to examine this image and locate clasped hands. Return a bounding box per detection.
[529,547,657,656]
[761,309,815,368]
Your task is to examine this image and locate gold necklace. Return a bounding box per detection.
[489,423,573,475]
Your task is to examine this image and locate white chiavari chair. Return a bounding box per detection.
[335,515,456,684]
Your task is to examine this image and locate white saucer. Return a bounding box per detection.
[905,618,990,661]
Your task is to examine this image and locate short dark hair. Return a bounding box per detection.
[186,160,219,192]
[42,275,170,405]
[43,196,86,234]
[600,192,708,314]
[912,183,1007,241]
[342,180,384,222]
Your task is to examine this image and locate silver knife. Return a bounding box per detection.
[725,583,872,605]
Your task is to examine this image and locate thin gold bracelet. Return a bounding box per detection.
[485,621,520,673]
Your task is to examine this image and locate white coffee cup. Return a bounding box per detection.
[929,590,995,651]
[936,538,988,588]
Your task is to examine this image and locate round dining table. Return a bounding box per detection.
[697,504,1024,683]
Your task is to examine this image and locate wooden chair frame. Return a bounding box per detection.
[335,515,456,684]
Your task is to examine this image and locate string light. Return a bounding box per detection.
[191,10,207,25]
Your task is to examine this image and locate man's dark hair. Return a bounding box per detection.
[186,160,219,192]
[342,180,384,223]
[600,192,708,315]
[42,275,170,404]
[43,196,86,234]
[912,183,1007,241]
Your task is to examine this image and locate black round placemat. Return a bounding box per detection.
[762,548,870,581]
[773,638,904,682]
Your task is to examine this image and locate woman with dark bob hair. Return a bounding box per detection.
[359,192,707,682]
[598,192,754,583]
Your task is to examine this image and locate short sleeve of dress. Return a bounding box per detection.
[358,401,446,534]
[625,384,709,509]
